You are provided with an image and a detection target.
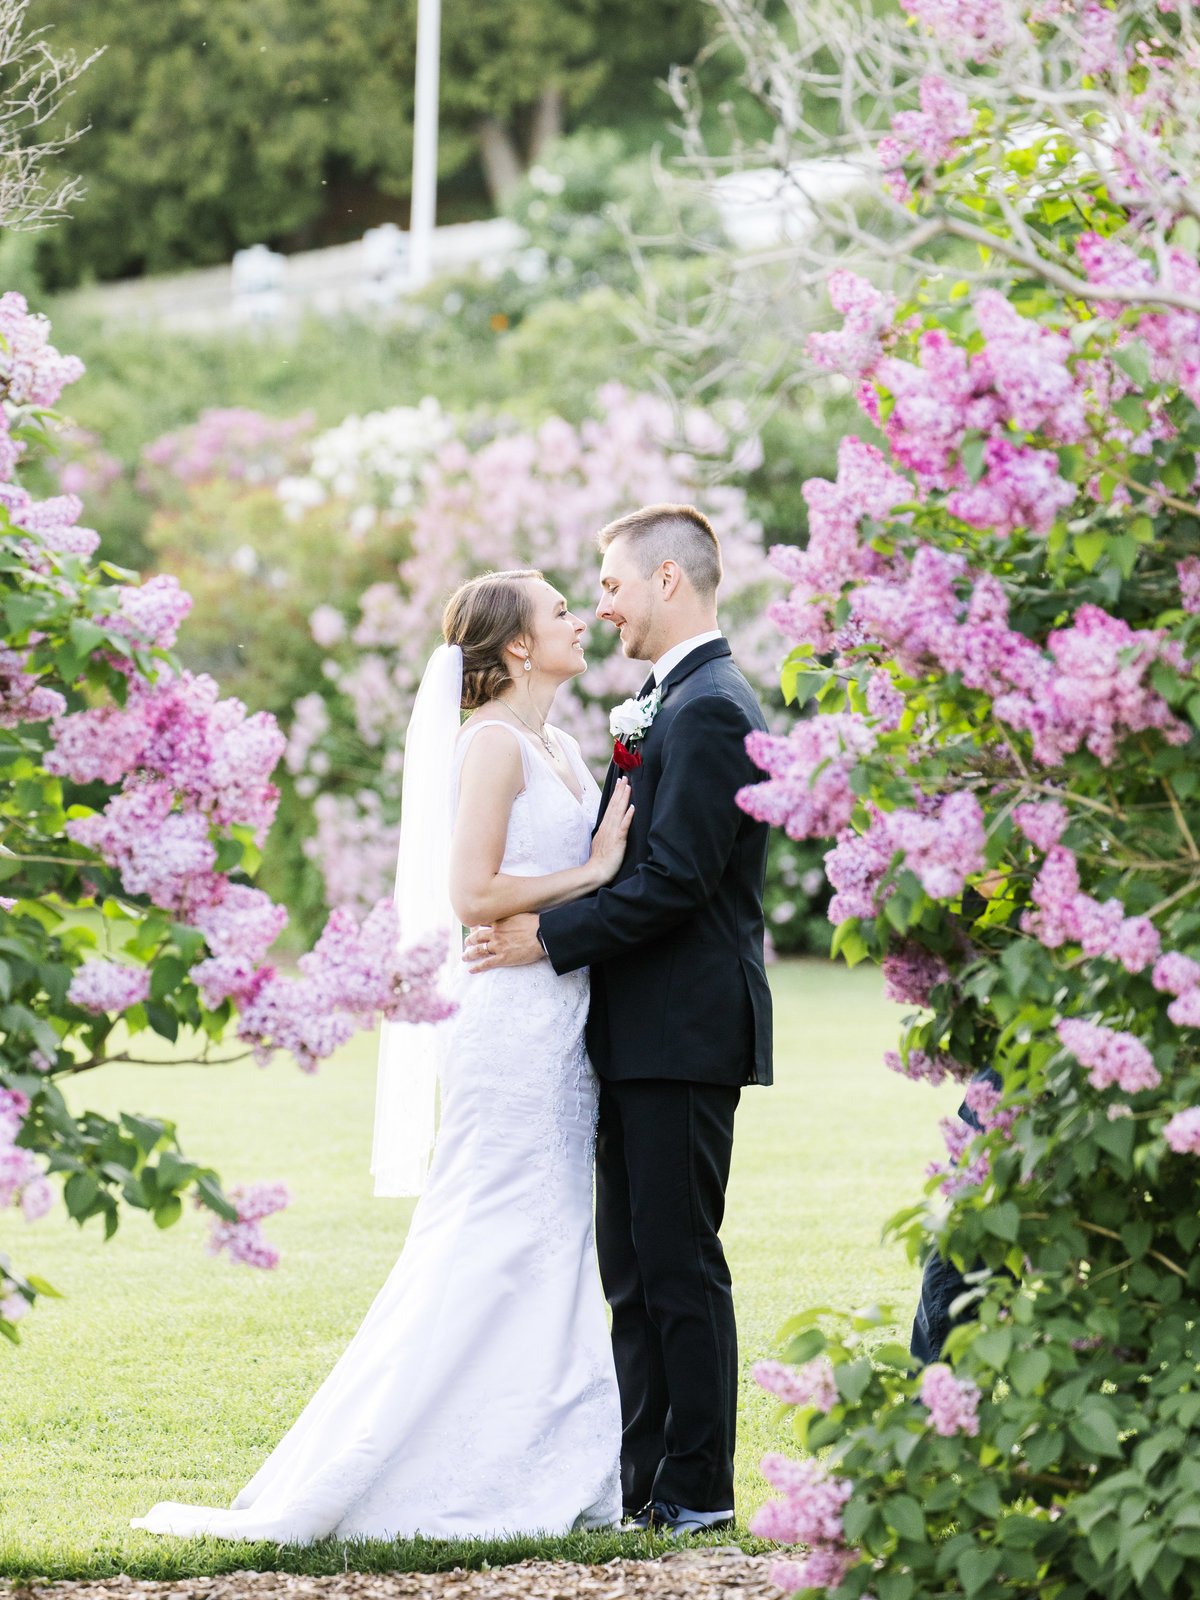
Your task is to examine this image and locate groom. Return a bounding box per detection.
[464,503,772,1534]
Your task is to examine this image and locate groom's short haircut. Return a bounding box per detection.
[597,504,722,599]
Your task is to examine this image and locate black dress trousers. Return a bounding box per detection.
[595,1076,741,1514]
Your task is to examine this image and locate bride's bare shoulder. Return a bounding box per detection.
[456,714,526,789]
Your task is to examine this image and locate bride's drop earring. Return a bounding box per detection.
[524,659,532,671]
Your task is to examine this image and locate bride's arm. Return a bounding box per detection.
[448,725,633,925]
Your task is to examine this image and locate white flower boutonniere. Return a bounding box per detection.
[609,685,663,748]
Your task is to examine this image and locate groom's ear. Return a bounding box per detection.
[658,560,684,599]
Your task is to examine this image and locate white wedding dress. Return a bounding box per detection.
[133,720,622,1542]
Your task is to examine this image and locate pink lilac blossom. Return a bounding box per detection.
[879,77,974,195]
[768,1550,857,1593]
[309,604,346,647]
[204,1180,292,1270]
[973,292,1088,442]
[885,1047,970,1086]
[1077,237,1200,407]
[66,959,153,1015]
[866,669,906,730]
[0,647,66,727]
[0,291,85,406]
[920,1363,981,1436]
[1013,800,1069,852]
[235,903,456,1072]
[824,817,898,924]
[1057,1017,1161,1093]
[0,485,100,564]
[140,408,313,489]
[0,1284,28,1322]
[1166,988,1200,1029]
[995,605,1188,767]
[751,1454,855,1553]
[738,714,877,841]
[882,942,951,1006]
[1078,0,1124,76]
[766,436,912,652]
[889,791,986,900]
[963,1077,1017,1135]
[67,783,221,920]
[874,332,1005,489]
[753,1357,838,1412]
[947,438,1076,537]
[808,273,897,378]
[1152,952,1200,995]
[1178,556,1200,614]
[101,575,194,650]
[1164,1108,1200,1154]
[0,1088,51,1222]
[903,0,1013,58]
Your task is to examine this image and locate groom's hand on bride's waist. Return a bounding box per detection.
[463,914,545,971]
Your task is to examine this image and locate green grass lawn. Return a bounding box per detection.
[0,959,960,1578]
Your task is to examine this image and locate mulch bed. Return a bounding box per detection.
[2,1553,775,1600]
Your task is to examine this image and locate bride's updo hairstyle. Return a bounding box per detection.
[443,568,544,710]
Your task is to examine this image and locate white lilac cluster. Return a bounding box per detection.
[276,399,455,530]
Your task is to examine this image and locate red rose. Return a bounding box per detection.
[613,739,642,772]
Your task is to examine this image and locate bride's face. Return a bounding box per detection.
[520,581,587,682]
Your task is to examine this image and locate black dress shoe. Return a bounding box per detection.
[646,1500,736,1535]
[621,1502,655,1530]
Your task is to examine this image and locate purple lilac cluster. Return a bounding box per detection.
[927,1115,991,1196]
[881,76,975,202]
[1078,236,1200,410]
[885,1047,970,1086]
[235,905,456,1073]
[750,1455,858,1592]
[1013,799,1069,852]
[1056,1018,1162,1093]
[0,645,66,729]
[1164,1109,1200,1155]
[765,436,912,654]
[67,959,153,1015]
[204,1180,292,1269]
[808,273,897,378]
[963,1077,1017,1135]
[100,574,194,651]
[919,1363,981,1435]
[0,1087,51,1223]
[139,407,314,489]
[0,291,84,410]
[1151,951,1200,1029]
[881,941,951,1007]
[1178,557,1200,615]
[904,0,1012,58]
[1021,844,1162,972]
[738,714,877,840]
[753,1357,837,1412]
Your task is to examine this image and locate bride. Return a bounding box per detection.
[133,568,633,1542]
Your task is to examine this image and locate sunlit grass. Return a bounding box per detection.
[0,959,959,1578]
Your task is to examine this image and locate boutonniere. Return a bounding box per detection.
[609,685,663,771]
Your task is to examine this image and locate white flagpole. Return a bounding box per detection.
[409,0,442,288]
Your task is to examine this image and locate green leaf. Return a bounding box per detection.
[885,1494,926,1542]
[1113,339,1152,387]
[1074,530,1107,571]
[961,435,987,484]
[1009,1347,1051,1395]
[193,1172,239,1223]
[153,1194,183,1230]
[957,1548,1002,1595]
[983,1201,1020,1242]
[149,956,188,1003]
[1070,1405,1123,1458]
[974,1325,1013,1367]
[120,1112,168,1157]
[1112,394,1146,432]
[156,1150,198,1192]
[835,1357,872,1404]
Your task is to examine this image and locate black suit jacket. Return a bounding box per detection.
[539,637,773,1087]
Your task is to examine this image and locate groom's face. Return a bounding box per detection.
[598,537,656,661]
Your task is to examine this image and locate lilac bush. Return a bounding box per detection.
[0,297,454,1342]
[693,0,1200,1589]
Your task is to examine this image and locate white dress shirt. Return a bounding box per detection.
[652,629,724,686]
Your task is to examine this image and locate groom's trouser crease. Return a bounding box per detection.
[596,1078,740,1514]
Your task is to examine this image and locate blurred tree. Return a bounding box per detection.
[33,0,713,286]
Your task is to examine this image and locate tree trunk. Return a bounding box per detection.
[477,116,524,205]
[528,85,563,162]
